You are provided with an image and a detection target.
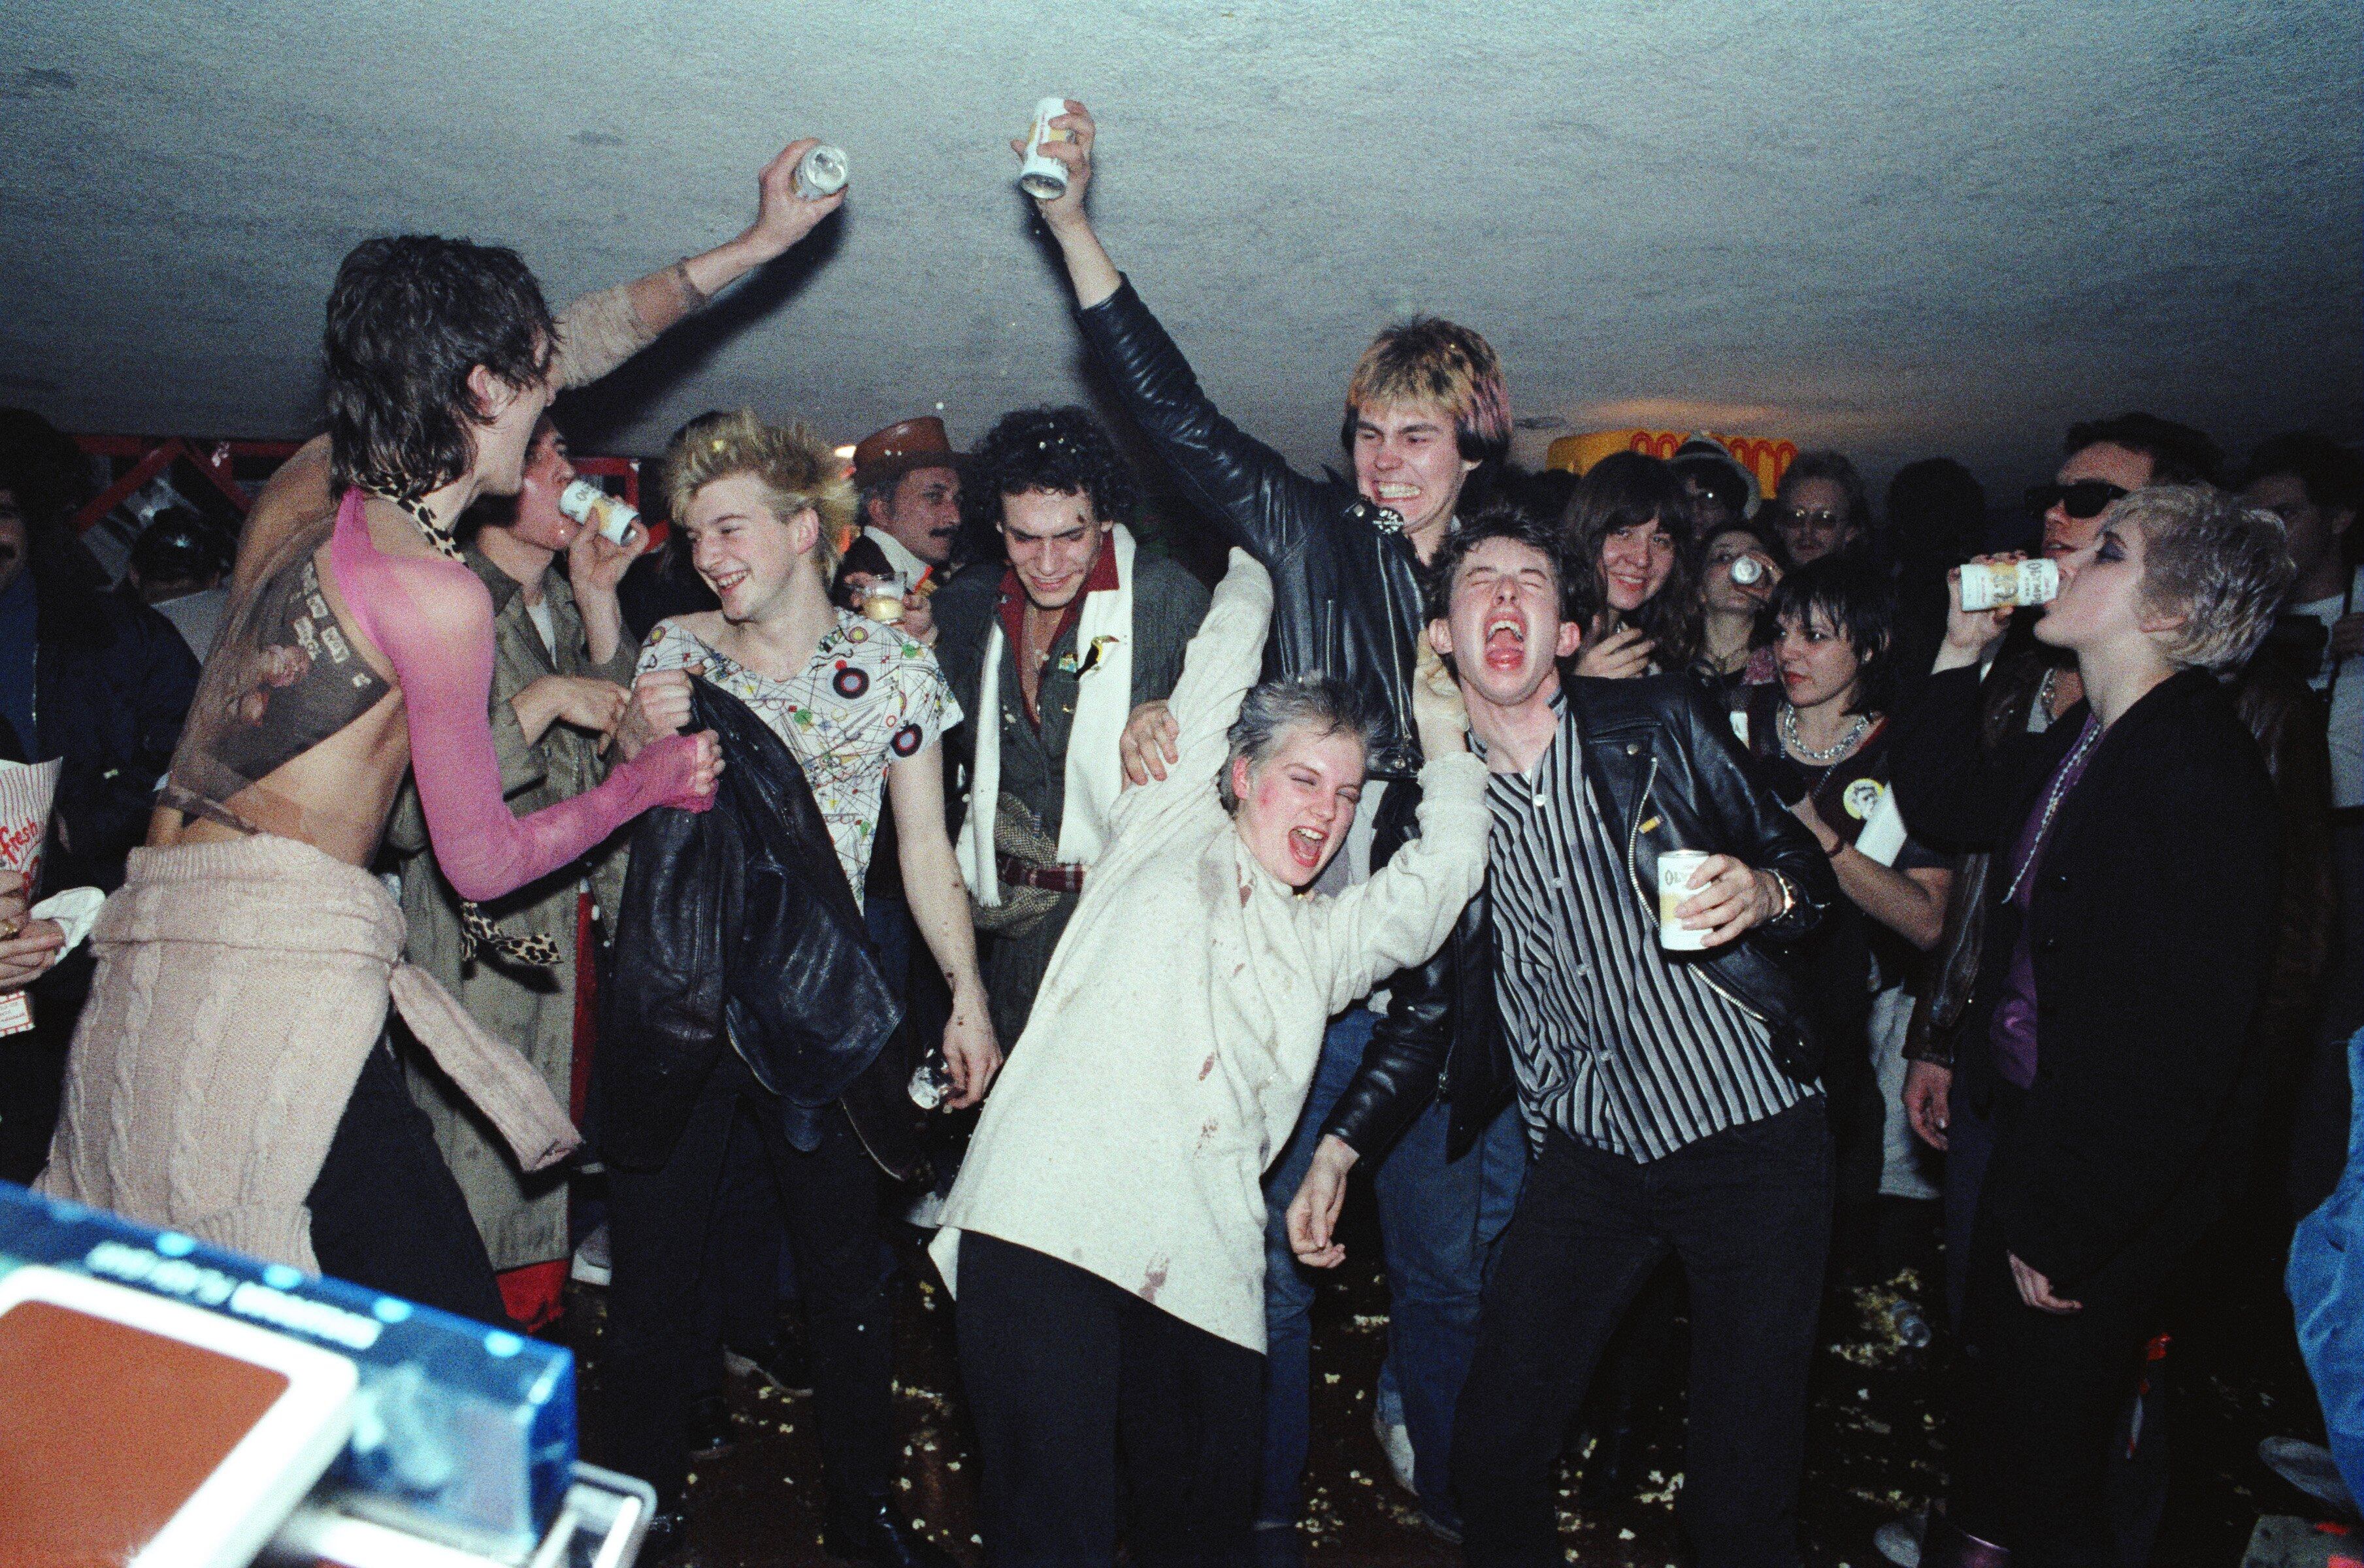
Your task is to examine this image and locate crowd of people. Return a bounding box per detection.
[1,100,2359,1568]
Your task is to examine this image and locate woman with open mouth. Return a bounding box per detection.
[930,550,1489,1567]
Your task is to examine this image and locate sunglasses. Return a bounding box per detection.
[2024,480,2129,520]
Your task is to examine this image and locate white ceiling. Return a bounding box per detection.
[3,0,2358,508]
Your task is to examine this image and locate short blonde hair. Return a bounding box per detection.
[2120,485,2295,672]
[661,410,857,579]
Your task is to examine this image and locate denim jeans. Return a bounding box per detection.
[1256,1009,1528,1531]
[1370,1083,1527,1525]
[1258,1011,1374,1529]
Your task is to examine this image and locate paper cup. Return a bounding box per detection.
[1019,97,1074,199]
[1658,849,1712,951]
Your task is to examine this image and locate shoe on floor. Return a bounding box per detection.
[1875,1511,1927,1567]
[570,1223,612,1287]
[725,1332,815,1397]
[2259,1435,2362,1522]
[685,1392,734,1459]
[1371,1403,1416,1493]
[822,1497,957,1568]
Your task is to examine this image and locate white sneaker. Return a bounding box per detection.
[1874,1512,1926,1567]
[570,1223,612,1288]
[1371,1404,1416,1494]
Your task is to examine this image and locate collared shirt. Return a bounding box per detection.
[1482,694,1809,1162]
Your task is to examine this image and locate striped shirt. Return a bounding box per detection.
[1482,695,1812,1162]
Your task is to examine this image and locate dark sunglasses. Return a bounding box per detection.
[2024,480,2129,520]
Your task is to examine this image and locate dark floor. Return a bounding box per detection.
[569,1208,2330,1567]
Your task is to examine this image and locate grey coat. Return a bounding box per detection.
[385,547,637,1273]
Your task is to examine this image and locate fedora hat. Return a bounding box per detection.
[851,416,962,491]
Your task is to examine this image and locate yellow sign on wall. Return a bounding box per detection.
[1545,429,1799,501]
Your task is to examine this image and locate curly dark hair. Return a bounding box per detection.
[323,235,557,496]
[969,406,1138,524]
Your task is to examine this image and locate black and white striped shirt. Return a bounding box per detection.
[1483,696,1811,1162]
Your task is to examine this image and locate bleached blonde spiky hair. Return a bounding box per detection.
[661,410,857,579]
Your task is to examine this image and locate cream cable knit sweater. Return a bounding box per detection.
[932,552,1489,1352]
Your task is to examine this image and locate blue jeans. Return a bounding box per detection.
[1371,1082,1526,1525]
[1256,1009,1528,1531]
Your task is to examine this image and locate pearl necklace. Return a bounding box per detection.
[1779,702,1869,764]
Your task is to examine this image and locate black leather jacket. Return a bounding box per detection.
[597,681,923,1179]
[1323,674,1837,1162]
[1076,278,1432,779]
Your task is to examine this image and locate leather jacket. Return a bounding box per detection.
[1322,674,1838,1162]
[1075,278,1434,779]
[597,681,924,1179]
[1905,636,2335,1072]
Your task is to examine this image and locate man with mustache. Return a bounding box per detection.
[1289,506,1837,1567]
[1019,99,1525,1548]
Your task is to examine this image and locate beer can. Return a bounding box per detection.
[1019,97,1074,199]
[1959,558,2060,612]
[793,144,848,200]
[1658,850,1713,951]
[556,479,639,546]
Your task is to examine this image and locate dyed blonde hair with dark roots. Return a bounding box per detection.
[661,410,857,580]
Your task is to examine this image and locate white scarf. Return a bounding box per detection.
[958,525,1136,906]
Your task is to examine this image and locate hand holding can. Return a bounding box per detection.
[793,144,849,200]
[1958,557,2060,611]
[1019,97,1077,199]
[557,479,639,546]
[1658,850,1713,951]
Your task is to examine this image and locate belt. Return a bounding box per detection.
[998,855,1085,894]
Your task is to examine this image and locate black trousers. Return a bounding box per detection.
[957,1232,1263,1568]
[599,1051,891,1513]
[1947,1181,2176,1566]
[1453,1099,1832,1568]
[308,1039,510,1325]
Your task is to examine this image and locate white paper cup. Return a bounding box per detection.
[1658,849,1713,951]
[1959,558,2060,611]
[1019,97,1074,199]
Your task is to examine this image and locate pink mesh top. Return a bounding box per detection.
[318,488,709,901]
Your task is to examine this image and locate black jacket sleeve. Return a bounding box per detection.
[1074,278,1338,570]
[1890,664,2022,855]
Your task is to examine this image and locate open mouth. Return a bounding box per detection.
[1287,826,1329,869]
[1374,483,1421,503]
[1483,614,1526,669]
[709,568,750,596]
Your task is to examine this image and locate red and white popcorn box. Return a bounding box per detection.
[0,759,61,1036]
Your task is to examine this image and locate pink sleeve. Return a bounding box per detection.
[333,508,709,902]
